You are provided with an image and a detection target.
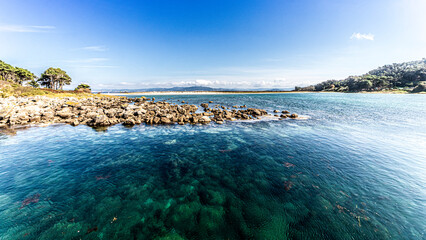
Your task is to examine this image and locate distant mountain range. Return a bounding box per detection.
[96,86,292,93]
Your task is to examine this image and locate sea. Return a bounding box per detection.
[0,93,425,239]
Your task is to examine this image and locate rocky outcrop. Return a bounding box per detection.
[0,95,299,129]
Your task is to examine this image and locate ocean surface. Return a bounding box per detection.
[0,93,425,240]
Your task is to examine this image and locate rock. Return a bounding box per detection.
[153,117,161,124]
[71,120,79,126]
[41,112,54,121]
[123,118,135,126]
[89,115,111,127]
[199,116,211,124]
[29,116,41,123]
[0,95,275,130]
[56,108,73,119]
[86,112,98,119]
[160,117,172,124]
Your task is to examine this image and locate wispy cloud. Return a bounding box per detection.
[350,33,375,41]
[64,58,117,69]
[64,58,109,63]
[80,46,108,52]
[77,65,118,69]
[0,25,55,32]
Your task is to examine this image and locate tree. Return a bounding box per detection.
[75,83,91,90]
[0,60,37,85]
[14,67,36,85]
[0,60,16,82]
[38,68,72,90]
[298,58,426,92]
[27,79,40,88]
[412,83,426,93]
[359,80,373,90]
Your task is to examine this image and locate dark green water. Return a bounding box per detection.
[0,93,425,239]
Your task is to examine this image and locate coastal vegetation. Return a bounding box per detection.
[0,60,36,85]
[38,67,72,90]
[75,83,91,91]
[0,60,96,98]
[295,58,426,93]
[0,80,97,98]
[0,60,73,91]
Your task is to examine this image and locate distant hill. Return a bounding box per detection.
[98,86,292,93]
[295,58,426,93]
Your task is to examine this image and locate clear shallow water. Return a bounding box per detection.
[0,93,425,239]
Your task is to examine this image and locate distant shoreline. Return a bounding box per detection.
[104,91,298,96]
[102,90,424,96]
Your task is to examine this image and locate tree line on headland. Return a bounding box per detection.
[295,59,426,93]
[0,60,90,91]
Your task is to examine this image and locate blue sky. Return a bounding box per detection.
[1,0,426,89]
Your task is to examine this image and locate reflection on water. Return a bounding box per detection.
[0,93,425,239]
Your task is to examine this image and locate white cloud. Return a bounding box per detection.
[64,58,109,63]
[0,25,55,32]
[76,65,118,69]
[81,46,108,52]
[350,33,375,41]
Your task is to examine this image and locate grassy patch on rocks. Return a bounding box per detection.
[0,80,112,98]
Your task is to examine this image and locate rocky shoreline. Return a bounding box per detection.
[0,96,298,130]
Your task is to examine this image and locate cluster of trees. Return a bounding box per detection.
[0,60,72,90]
[295,58,426,92]
[0,60,37,85]
[38,68,72,90]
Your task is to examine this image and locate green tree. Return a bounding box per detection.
[27,79,40,88]
[359,80,373,90]
[0,60,16,82]
[75,83,91,90]
[14,67,36,85]
[38,68,72,90]
[0,60,37,85]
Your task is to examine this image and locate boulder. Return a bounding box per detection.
[161,117,172,124]
[123,118,135,126]
[199,116,211,124]
[88,115,110,127]
[56,108,73,119]
[70,120,80,126]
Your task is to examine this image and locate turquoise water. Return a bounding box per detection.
[0,93,425,239]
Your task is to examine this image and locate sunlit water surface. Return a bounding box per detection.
[0,93,425,239]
